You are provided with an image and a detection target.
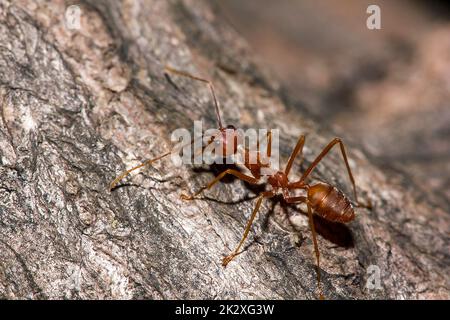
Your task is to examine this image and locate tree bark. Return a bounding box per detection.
[0,0,448,299]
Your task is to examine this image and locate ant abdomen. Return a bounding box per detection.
[308,182,355,223]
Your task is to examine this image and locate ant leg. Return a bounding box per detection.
[284,195,307,204]
[110,135,213,191]
[284,195,324,299]
[300,138,363,206]
[257,130,272,166]
[259,130,272,154]
[284,135,306,176]
[110,151,171,190]
[306,201,325,300]
[222,190,274,267]
[165,66,223,129]
[181,169,259,200]
[285,196,324,299]
[266,130,272,158]
[243,130,272,170]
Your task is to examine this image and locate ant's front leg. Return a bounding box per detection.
[110,151,171,190]
[181,169,259,200]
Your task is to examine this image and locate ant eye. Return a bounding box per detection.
[226,125,236,130]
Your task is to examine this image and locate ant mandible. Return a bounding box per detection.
[110,66,370,299]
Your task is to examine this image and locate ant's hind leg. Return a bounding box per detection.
[222,191,274,267]
[181,169,259,200]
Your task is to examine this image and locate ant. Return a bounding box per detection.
[110,66,370,299]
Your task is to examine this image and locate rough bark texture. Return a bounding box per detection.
[0,0,448,299]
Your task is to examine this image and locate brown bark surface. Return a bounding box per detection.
[0,0,448,299]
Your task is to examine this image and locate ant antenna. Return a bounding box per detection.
[164,66,224,129]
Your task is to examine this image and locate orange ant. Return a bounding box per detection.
[110,67,370,299]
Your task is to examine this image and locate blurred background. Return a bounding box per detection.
[213,0,450,210]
